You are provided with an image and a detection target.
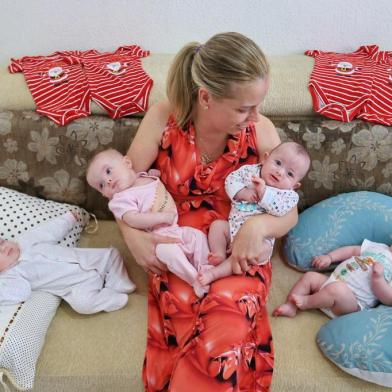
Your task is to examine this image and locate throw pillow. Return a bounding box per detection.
[283,191,392,271]
[317,305,392,387]
[0,186,89,390]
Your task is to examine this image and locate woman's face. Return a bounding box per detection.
[204,77,269,135]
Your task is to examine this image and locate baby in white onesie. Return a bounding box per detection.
[0,212,135,314]
[273,239,392,318]
[199,141,310,285]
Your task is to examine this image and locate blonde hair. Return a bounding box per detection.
[166,32,270,127]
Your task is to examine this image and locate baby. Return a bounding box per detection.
[273,239,392,318]
[86,148,210,297]
[0,212,135,314]
[199,141,310,285]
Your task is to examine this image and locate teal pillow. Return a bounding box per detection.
[317,305,392,387]
[283,191,392,271]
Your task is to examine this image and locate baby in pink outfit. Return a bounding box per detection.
[86,148,209,297]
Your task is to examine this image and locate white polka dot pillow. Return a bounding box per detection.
[0,186,90,390]
[0,186,89,246]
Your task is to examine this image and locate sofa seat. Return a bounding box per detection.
[28,221,385,392]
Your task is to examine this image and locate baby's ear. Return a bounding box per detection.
[260,151,269,164]
[293,182,301,190]
[123,156,132,168]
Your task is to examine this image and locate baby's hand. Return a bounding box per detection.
[235,187,258,203]
[252,176,266,199]
[372,262,384,278]
[161,212,176,225]
[70,210,81,221]
[312,254,332,269]
[148,168,161,177]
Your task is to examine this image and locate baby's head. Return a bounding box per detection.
[86,148,137,199]
[260,142,310,190]
[0,238,20,272]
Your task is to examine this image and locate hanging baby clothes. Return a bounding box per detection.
[9,52,91,126]
[8,45,153,125]
[81,45,153,119]
[305,45,392,125]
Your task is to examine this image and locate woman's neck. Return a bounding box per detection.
[192,110,226,144]
[192,109,228,164]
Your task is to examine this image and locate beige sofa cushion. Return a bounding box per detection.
[0,54,315,118]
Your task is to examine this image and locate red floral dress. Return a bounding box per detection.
[143,116,274,391]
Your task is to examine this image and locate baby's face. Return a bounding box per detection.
[260,145,308,189]
[0,239,20,272]
[87,150,137,199]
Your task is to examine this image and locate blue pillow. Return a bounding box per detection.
[317,305,392,387]
[283,191,392,271]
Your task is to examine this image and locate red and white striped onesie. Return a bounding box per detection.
[305,45,392,125]
[9,52,90,126]
[81,45,153,119]
[357,50,392,125]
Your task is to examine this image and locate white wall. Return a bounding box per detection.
[1,0,392,64]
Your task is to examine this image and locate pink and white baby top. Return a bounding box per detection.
[108,174,210,297]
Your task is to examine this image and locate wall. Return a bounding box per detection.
[1,0,392,64]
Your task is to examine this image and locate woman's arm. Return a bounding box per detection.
[118,101,178,273]
[127,101,171,171]
[231,208,298,273]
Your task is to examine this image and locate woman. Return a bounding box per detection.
[119,32,297,391]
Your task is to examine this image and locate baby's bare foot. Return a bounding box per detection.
[198,270,215,286]
[290,294,309,310]
[208,252,225,266]
[272,302,297,317]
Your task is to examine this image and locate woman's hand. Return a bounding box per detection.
[230,217,272,274]
[119,222,179,274]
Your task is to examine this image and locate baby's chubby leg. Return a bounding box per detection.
[292,281,359,316]
[155,243,208,297]
[207,219,230,266]
[273,271,328,317]
[198,256,234,286]
[101,248,136,293]
[74,247,135,293]
[64,276,128,314]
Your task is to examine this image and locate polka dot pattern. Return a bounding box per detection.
[0,187,89,390]
[0,292,60,390]
[0,187,89,247]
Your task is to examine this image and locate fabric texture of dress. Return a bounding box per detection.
[143,116,274,391]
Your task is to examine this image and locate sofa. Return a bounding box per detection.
[0,53,390,391]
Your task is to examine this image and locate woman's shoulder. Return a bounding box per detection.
[253,114,280,154]
[133,101,172,146]
[143,101,173,132]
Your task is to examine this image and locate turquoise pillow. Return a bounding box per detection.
[283,191,392,271]
[317,305,392,387]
